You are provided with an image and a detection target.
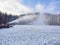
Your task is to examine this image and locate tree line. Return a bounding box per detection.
[45,13,60,25]
[0,11,19,24]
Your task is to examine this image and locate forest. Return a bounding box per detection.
[0,11,19,24]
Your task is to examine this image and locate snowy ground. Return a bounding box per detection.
[0,25,60,45]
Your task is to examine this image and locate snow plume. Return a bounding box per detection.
[31,13,46,25]
[10,13,60,25]
[0,0,32,15]
[10,13,48,25]
[9,14,37,24]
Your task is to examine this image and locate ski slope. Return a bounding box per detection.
[0,25,60,45]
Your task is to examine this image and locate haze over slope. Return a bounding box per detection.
[10,13,60,25]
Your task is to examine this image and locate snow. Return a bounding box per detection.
[0,25,60,45]
[31,13,46,25]
[0,13,60,45]
[9,13,47,25]
[9,14,37,24]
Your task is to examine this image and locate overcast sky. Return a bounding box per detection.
[0,0,60,15]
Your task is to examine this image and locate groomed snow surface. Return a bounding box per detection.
[0,25,60,45]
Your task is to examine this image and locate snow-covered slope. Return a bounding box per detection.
[0,25,60,45]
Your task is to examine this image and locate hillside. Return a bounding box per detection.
[10,13,60,25]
